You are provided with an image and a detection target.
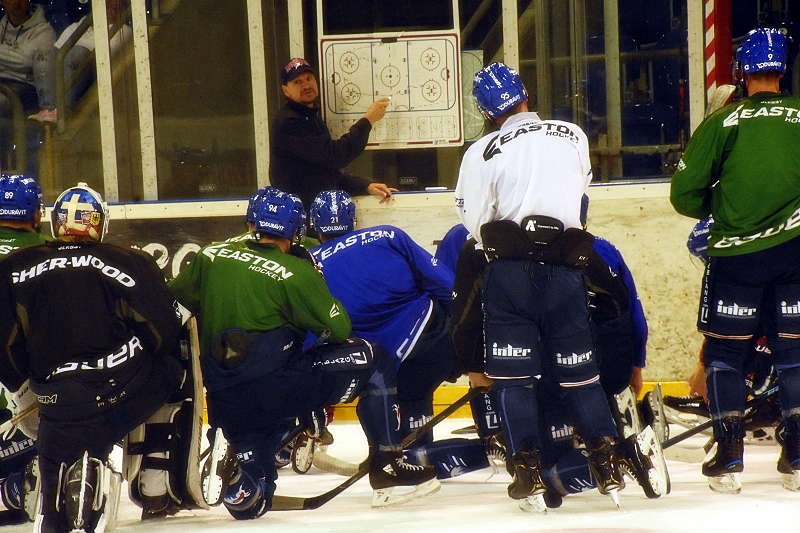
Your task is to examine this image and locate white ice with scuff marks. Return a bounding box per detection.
[9,419,800,532]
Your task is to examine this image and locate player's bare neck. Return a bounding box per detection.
[257,236,290,253]
[745,74,782,96]
[0,220,33,232]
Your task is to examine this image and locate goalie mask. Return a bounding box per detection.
[311,190,356,237]
[0,174,44,223]
[51,183,109,242]
[472,62,528,121]
[253,189,305,241]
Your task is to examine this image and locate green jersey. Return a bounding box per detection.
[0,226,48,257]
[169,239,351,357]
[671,92,800,256]
[226,230,320,249]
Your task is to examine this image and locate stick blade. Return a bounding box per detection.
[705,84,736,116]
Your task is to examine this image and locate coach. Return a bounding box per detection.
[269,58,396,210]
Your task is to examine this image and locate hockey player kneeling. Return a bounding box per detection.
[0,183,200,532]
[169,189,438,519]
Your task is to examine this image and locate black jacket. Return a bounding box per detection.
[0,241,181,391]
[269,99,372,208]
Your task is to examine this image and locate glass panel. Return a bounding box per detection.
[0,0,108,202]
[515,0,690,181]
[617,0,687,179]
[150,0,257,200]
[323,0,499,190]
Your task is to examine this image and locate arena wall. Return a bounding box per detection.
[354,182,704,383]
[107,180,702,382]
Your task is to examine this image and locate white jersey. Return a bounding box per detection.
[455,111,592,246]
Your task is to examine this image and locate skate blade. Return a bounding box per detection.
[518,494,547,513]
[708,473,742,494]
[201,429,230,506]
[647,383,670,442]
[637,425,670,496]
[613,386,642,439]
[781,471,800,491]
[371,478,441,507]
[607,488,623,510]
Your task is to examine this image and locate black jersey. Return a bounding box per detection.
[0,240,181,391]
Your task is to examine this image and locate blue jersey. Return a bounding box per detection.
[312,226,454,361]
[435,224,470,274]
[593,237,648,368]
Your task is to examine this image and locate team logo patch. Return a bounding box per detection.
[225,484,251,505]
[554,350,592,366]
[716,300,757,318]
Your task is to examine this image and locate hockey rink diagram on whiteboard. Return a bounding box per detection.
[320,34,463,149]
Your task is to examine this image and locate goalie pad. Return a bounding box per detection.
[123,317,208,514]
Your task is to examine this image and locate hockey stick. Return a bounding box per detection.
[661,385,777,450]
[312,448,359,477]
[271,386,488,511]
[0,403,38,436]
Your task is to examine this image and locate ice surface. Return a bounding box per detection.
[10,420,800,532]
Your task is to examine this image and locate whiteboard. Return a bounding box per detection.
[319,33,463,150]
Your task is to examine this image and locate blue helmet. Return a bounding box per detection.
[253,189,304,240]
[51,182,109,241]
[736,28,788,78]
[246,186,275,225]
[0,174,43,222]
[472,62,528,121]
[687,216,714,262]
[311,190,356,237]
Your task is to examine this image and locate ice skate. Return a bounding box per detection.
[484,433,510,477]
[23,455,39,521]
[369,451,440,507]
[612,386,643,439]
[702,417,744,494]
[618,425,670,498]
[777,414,800,491]
[639,383,670,442]
[201,428,239,506]
[585,437,625,509]
[518,493,547,513]
[506,450,547,512]
[291,432,316,474]
[507,450,546,498]
[663,394,709,417]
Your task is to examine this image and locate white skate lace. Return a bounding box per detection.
[397,457,426,471]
